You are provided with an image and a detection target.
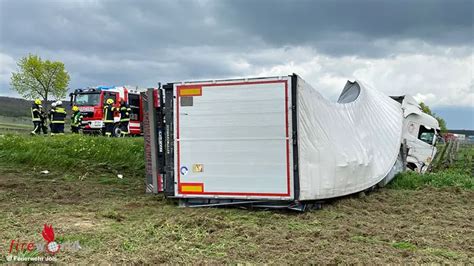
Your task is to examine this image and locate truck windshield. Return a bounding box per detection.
[418,125,436,145]
[75,93,100,106]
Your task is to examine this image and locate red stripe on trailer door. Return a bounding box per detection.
[176,79,291,197]
[284,81,291,196]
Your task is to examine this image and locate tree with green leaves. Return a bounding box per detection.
[10,54,70,108]
[419,102,447,133]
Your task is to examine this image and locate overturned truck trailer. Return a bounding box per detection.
[142,74,404,210]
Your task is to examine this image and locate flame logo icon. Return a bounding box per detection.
[41,224,60,254]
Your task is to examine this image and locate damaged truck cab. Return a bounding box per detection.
[391,95,440,173]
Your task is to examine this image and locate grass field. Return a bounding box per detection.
[0,115,75,135]
[0,115,31,134]
[389,144,473,190]
[0,135,472,263]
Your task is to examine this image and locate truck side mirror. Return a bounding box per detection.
[69,93,74,106]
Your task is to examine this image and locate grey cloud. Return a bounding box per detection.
[216,0,473,54]
[1,0,254,57]
[2,0,471,60]
[0,0,472,110]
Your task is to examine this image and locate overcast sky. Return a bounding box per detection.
[0,0,472,128]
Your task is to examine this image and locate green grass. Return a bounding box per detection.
[424,248,462,259]
[1,134,472,192]
[0,134,145,177]
[388,145,473,190]
[0,116,32,134]
[0,135,472,263]
[392,241,417,250]
[389,170,473,190]
[0,122,30,129]
[0,115,31,126]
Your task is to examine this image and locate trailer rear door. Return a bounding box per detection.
[174,77,293,199]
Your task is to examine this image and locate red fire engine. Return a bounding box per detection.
[69,86,144,136]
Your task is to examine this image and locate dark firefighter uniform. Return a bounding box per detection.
[48,103,57,132]
[103,98,118,137]
[50,101,67,135]
[31,99,46,135]
[119,100,131,137]
[38,105,48,134]
[71,106,83,134]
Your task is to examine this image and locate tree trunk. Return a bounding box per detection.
[43,91,49,110]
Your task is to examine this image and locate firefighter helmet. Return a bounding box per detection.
[51,102,57,108]
[106,98,114,104]
[72,105,79,111]
[56,100,63,106]
[34,99,42,105]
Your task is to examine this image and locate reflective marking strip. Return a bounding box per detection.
[178,87,202,96]
[180,183,204,193]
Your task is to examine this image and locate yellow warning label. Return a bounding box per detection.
[193,164,204,173]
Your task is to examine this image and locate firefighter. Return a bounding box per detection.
[119,99,131,137]
[50,101,67,135]
[30,99,42,135]
[48,102,57,133]
[71,105,83,134]
[103,98,116,137]
[38,103,48,134]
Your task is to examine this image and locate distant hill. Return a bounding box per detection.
[0,96,71,117]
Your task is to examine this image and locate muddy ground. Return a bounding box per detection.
[0,165,472,264]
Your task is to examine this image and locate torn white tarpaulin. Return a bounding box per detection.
[296,77,403,200]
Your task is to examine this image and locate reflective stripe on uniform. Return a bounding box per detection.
[32,107,41,121]
[104,108,109,121]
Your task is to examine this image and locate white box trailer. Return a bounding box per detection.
[142,74,405,210]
